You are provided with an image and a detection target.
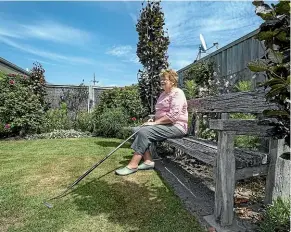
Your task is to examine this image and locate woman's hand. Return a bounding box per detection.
[143,121,156,126]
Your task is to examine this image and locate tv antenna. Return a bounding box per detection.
[92,73,99,86]
[195,34,219,61]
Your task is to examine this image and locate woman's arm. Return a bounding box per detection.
[154,115,173,124]
[144,115,172,126]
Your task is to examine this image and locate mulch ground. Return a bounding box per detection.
[165,153,266,229]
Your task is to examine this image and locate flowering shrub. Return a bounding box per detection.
[28,62,47,109]
[0,71,45,137]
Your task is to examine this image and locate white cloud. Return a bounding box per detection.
[0,36,94,65]
[106,45,139,64]
[0,16,93,45]
[0,28,22,39]
[107,45,133,57]
[128,56,139,64]
[21,21,93,45]
[27,58,60,67]
[129,13,138,25]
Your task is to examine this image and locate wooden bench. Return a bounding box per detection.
[154,90,284,227]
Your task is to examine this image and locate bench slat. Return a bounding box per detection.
[166,138,217,166]
[187,90,278,114]
[235,165,268,180]
[164,139,269,180]
[209,119,273,136]
[163,137,268,169]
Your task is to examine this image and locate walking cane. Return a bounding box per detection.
[43,124,145,208]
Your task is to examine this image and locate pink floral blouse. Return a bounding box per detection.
[155,88,188,134]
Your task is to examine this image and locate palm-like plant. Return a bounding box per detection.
[248,0,290,146]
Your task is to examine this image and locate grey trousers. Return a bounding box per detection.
[131,124,186,156]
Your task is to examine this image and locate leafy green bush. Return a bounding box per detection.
[92,85,147,139]
[234,80,253,92]
[230,113,260,149]
[117,127,136,140]
[93,107,131,138]
[41,102,72,133]
[183,60,214,89]
[95,85,147,120]
[0,71,45,137]
[41,103,94,134]
[259,197,290,232]
[25,129,91,140]
[198,114,217,141]
[230,80,260,149]
[73,110,94,132]
[248,0,290,147]
[183,80,198,100]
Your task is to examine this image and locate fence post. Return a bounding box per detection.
[88,85,94,113]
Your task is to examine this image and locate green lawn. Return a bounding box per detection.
[0,137,205,232]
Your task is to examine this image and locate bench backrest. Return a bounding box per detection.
[187,90,278,114]
[186,90,278,136]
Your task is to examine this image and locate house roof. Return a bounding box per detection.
[0,57,30,76]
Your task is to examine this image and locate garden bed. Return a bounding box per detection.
[164,153,267,230]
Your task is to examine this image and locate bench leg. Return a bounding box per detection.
[265,138,285,204]
[214,131,235,226]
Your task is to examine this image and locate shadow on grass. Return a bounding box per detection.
[70,166,203,231]
[94,140,131,149]
[118,155,133,166]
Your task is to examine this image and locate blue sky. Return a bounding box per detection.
[0,1,273,87]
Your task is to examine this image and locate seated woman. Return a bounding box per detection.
[115,69,188,176]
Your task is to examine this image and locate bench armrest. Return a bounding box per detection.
[209,119,273,136]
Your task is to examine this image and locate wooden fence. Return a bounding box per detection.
[177,29,266,89]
